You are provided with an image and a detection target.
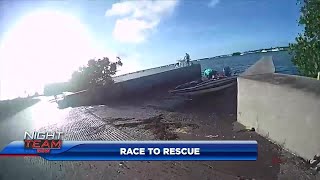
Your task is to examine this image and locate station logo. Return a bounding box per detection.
[24,132,63,153]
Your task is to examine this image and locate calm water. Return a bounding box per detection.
[198,51,298,75]
[114,51,298,82]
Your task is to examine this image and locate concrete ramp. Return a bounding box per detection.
[241,56,275,76]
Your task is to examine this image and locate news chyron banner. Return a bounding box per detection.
[0,132,258,161]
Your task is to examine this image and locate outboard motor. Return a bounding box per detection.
[223,66,232,77]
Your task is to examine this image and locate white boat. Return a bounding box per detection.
[175,59,190,68]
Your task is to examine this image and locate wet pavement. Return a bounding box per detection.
[0,97,62,150]
[0,97,135,179]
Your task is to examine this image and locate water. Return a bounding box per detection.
[197,51,299,75]
[114,51,299,82]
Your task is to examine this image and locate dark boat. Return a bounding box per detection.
[169,76,237,96]
[169,56,276,96]
[169,56,275,96]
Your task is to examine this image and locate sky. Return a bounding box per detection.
[0,0,302,99]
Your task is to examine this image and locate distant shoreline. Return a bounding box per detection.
[114,48,289,78]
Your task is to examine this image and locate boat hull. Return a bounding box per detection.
[172,82,236,96]
[169,76,237,96]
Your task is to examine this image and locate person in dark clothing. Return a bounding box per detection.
[223,66,232,77]
[184,53,191,66]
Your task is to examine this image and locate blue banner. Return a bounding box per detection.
[0,141,258,161]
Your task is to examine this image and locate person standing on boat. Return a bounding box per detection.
[223,66,232,77]
[184,53,191,66]
[54,95,58,103]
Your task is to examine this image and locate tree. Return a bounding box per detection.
[69,57,122,91]
[289,0,320,77]
[232,52,241,56]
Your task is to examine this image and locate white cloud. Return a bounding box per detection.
[106,0,179,44]
[208,0,220,8]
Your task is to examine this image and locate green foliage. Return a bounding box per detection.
[232,52,241,56]
[70,57,122,91]
[289,0,320,77]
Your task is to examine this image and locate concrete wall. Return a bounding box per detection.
[237,73,320,160]
[60,64,201,107]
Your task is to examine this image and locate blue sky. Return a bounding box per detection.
[0,0,302,98]
[1,0,301,68]
[83,0,301,68]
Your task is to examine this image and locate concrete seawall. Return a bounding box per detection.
[237,73,320,160]
[60,64,201,107]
